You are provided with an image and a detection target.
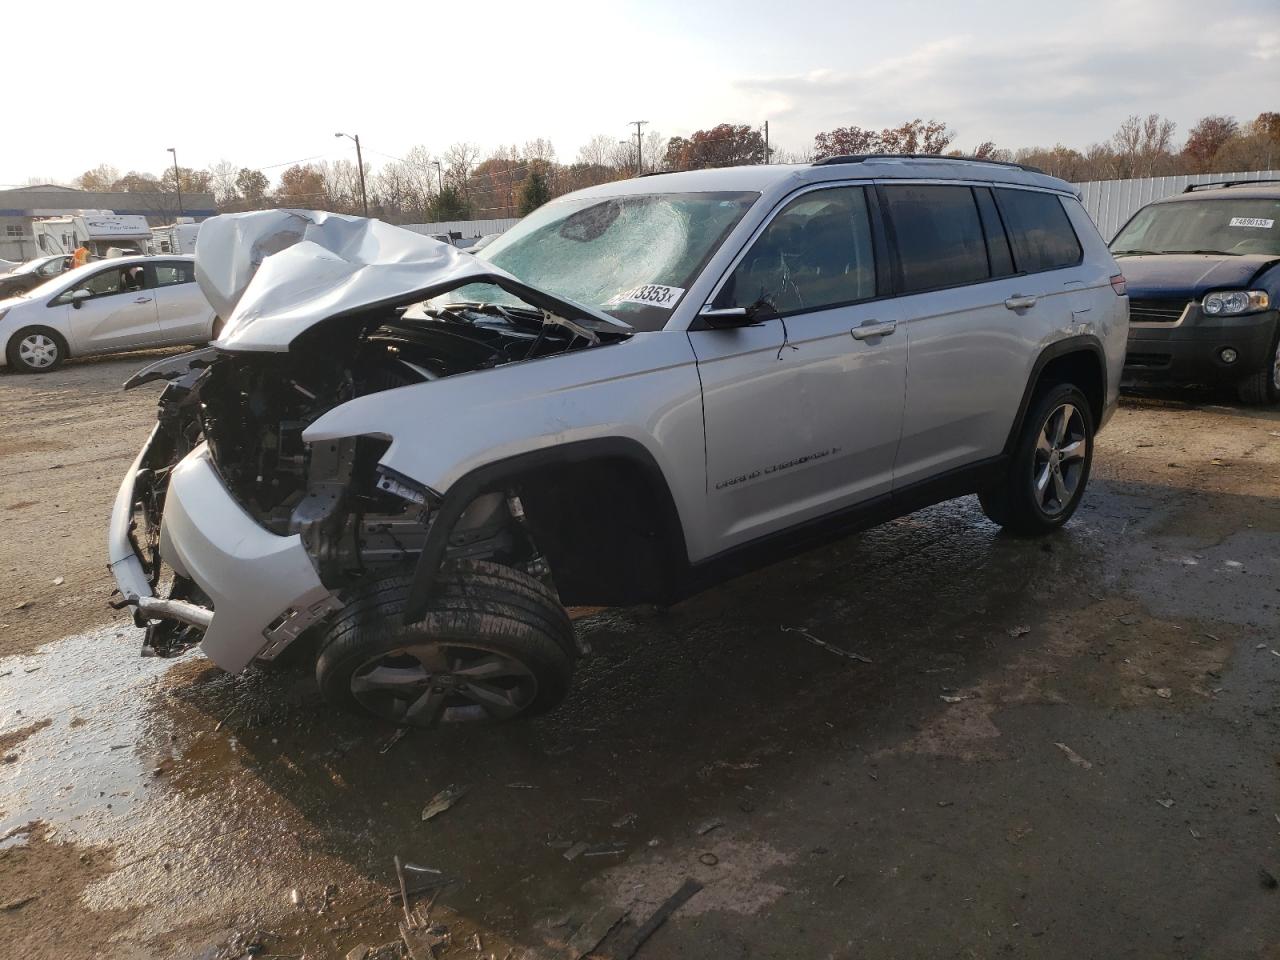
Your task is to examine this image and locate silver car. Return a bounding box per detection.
[108,156,1128,727]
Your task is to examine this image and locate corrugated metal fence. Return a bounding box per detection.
[401,218,518,239]
[1074,170,1280,241]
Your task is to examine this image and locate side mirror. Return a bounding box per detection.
[70,289,91,309]
[699,299,779,329]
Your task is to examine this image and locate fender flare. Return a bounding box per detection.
[1003,334,1107,455]
[401,436,688,623]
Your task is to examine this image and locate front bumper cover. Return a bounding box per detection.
[1124,308,1278,384]
[108,436,340,673]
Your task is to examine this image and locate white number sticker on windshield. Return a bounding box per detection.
[1229,217,1275,229]
[606,283,686,309]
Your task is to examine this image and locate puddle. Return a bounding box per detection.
[0,626,178,843]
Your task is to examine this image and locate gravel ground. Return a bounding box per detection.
[1,355,1279,959]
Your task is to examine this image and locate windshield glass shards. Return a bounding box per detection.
[435,191,759,332]
[1112,198,1280,257]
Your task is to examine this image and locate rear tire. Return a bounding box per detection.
[980,383,1094,536]
[6,326,68,373]
[315,561,576,727]
[1235,326,1280,405]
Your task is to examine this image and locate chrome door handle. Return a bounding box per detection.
[850,319,897,340]
[1004,294,1037,310]
[134,297,153,303]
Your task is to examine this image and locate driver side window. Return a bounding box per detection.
[715,186,877,315]
[54,266,140,304]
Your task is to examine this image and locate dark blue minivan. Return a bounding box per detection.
[1111,181,1280,403]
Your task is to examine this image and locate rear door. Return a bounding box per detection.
[148,260,212,344]
[55,264,160,354]
[689,183,907,552]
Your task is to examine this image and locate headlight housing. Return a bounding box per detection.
[1202,290,1270,316]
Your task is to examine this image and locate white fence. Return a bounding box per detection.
[1074,170,1280,241]
[401,218,519,239]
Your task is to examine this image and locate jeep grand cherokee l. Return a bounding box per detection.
[108,156,1128,727]
[1112,180,1280,403]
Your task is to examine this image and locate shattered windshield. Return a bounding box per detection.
[1112,197,1280,256]
[439,191,759,332]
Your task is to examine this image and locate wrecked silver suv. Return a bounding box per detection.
[109,158,1127,727]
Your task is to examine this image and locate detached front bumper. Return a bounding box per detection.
[108,437,340,673]
[1124,308,1278,385]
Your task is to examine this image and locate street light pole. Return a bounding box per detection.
[334,132,369,217]
[166,147,183,218]
[431,160,443,196]
[630,120,648,175]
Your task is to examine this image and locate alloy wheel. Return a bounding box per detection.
[18,334,58,370]
[1032,402,1087,516]
[350,642,539,726]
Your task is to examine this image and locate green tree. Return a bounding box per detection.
[236,168,269,204]
[518,167,552,215]
[430,184,471,220]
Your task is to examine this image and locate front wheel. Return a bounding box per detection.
[980,383,1095,535]
[6,326,68,373]
[315,562,576,727]
[1235,327,1280,405]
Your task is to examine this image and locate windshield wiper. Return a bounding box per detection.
[1111,249,1161,256]
[1164,249,1242,256]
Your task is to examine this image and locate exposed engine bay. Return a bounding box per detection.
[129,298,627,656]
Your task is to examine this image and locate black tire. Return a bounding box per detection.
[315,561,575,727]
[6,325,68,373]
[979,382,1095,536]
[1235,325,1280,405]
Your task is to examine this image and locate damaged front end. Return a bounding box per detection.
[108,210,630,670]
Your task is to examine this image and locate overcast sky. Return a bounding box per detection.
[4,0,1277,187]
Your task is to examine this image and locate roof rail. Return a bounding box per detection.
[1183,178,1280,193]
[812,153,1045,175]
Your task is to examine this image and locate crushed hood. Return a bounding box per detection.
[196,209,629,352]
[1116,253,1280,300]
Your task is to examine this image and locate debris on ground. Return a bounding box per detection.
[52,576,64,586]
[613,812,638,829]
[833,874,846,887]
[698,852,720,866]
[1155,688,1173,700]
[616,878,703,959]
[421,784,469,821]
[565,904,630,959]
[695,818,724,836]
[940,693,975,704]
[289,887,303,907]
[1116,613,1142,626]
[1260,869,1278,890]
[563,841,590,861]
[1,895,38,911]
[399,924,434,960]
[345,945,372,960]
[780,625,872,664]
[1156,798,1175,809]
[583,843,627,858]
[1055,742,1093,770]
[1008,625,1031,638]
[379,727,409,754]
[1190,827,1202,840]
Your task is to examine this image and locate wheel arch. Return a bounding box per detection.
[402,436,690,623]
[1004,335,1106,456]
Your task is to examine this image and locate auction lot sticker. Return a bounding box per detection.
[606,284,686,308]
[1229,217,1275,228]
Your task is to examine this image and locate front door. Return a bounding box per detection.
[55,263,159,353]
[688,184,906,555]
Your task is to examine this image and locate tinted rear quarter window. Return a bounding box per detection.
[995,188,1082,273]
[882,185,989,293]
[974,188,1015,277]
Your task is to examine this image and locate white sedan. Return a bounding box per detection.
[0,255,218,373]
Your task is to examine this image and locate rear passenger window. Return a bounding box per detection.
[995,189,1082,273]
[882,185,989,293]
[154,262,195,286]
[715,186,876,315]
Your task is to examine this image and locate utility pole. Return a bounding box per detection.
[763,121,769,164]
[630,120,648,175]
[334,132,369,217]
[431,160,444,196]
[166,147,184,218]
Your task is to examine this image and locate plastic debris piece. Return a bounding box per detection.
[563,841,589,861]
[833,874,846,887]
[1008,625,1031,638]
[695,818,724,836]
[1155,688,1173,699]
[940,694,974,704]
[780,625,872,664]
[616,879,703,959]
[52,577,64,586]
[613,812,638,829]
[290,888,303,907]
[1156,798,1175,809]
[1055,742,1093,770]
[565,904,630,959]
[421,784,469,821]
[379,727,409,754]
[399,923,433,960]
